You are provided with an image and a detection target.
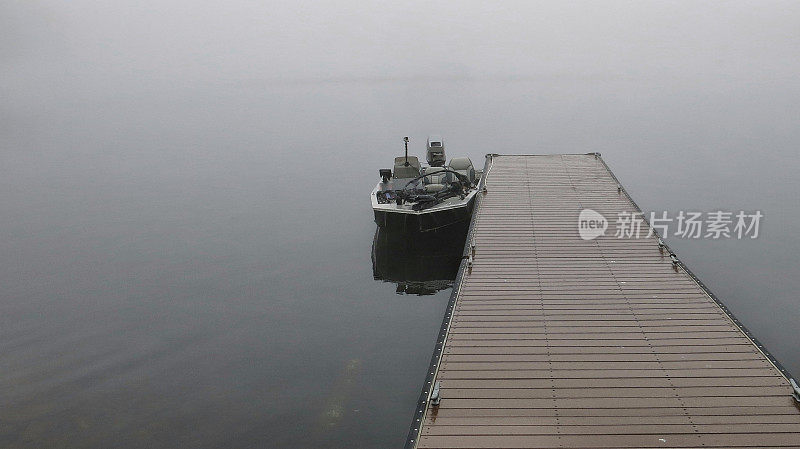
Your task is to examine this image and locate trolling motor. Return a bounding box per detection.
[396,168,472,211]
[410,181,464,211]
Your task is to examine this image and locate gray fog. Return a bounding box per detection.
[2,1,799,447]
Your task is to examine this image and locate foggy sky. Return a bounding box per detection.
[4,1,800,95]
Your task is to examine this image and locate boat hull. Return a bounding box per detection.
[373,195,475,232]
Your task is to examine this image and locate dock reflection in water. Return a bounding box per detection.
[371,222,469,295]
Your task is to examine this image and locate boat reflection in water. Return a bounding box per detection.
[371,222,469,295]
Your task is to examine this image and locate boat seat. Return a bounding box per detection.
[393,156,421,179]
[424,183,446,193]
[422,166,451,185]
[449,157,475,183]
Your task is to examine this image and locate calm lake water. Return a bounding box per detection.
[2,78,799,448]
[3,2,800,448]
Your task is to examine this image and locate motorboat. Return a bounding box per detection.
[371,136,481,232]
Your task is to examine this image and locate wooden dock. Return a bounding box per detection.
[406,154,800,448]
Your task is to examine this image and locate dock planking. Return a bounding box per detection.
[406,154,800,449]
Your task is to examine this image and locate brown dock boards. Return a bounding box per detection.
[410,154,799,448]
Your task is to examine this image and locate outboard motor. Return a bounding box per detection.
[426,135,446,167]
